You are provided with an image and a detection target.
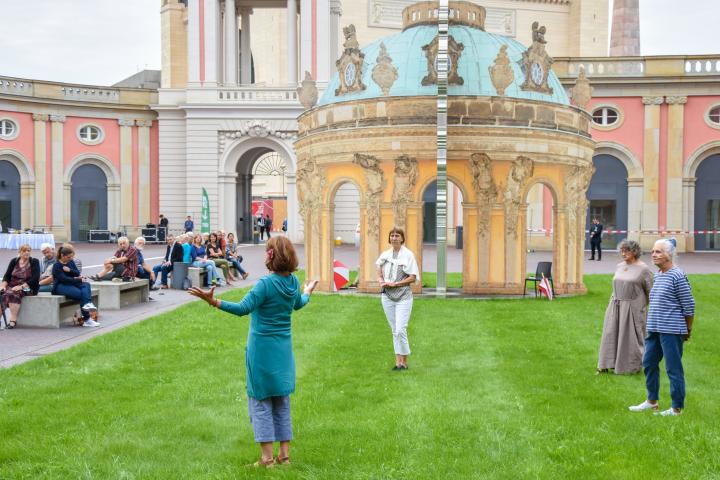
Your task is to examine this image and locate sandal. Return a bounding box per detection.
[242,272,249,280]
[7,320,16,329]
[274,456,290,465]
[249,458,275,468]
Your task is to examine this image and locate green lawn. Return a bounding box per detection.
[1,275,719,479]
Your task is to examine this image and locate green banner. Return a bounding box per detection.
[201,188,211,234]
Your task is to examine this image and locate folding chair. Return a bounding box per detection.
[523,262,555,298]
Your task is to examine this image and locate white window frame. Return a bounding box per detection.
[590,104,624,131]
[77,123,104,145]
[704,103,720,130]
[0,118,19,141]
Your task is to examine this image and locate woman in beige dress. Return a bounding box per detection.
[597,239,653,374]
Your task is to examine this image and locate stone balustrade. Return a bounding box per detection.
[60,86,120,103]
[0,77,34,96]
[555,55,720,79]
[217,86,301,103]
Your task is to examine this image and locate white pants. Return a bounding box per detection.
[381,295,413,355]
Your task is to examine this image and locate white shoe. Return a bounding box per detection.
[217,279,227,286]
[82,319,99,327]
[81,302,97,312]
[628,400,659,412]
[655,408,681,416]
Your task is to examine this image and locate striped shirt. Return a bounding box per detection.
[647,266,695,335]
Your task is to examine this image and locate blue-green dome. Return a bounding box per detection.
[318,24,569,106]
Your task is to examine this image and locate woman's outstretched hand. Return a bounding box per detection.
[303,280,319,296]
[188,286,218,307]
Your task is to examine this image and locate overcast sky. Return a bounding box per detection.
[0,0,717,86]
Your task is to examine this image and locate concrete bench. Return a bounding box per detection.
[91,279,149,310]
[18,289,100,328]
[187,265,240,287]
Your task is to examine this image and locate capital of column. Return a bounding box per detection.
[135,119,153,128]
[32,113,49,122]
[118,119,136,127]
[627,177,644,187]
[682,177,696,187]
[49,114,66,123]
[641,96,664,105]
[330,0,342,15]
[666,96,688,105]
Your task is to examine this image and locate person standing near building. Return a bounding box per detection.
[629,238,695,416]
[184,216,194,233]
[265,215,273,238]
[589,218,603,261]
[159,214,169,236]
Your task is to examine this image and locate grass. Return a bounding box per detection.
[1,275,719,479]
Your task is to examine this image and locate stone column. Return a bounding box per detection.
[287,0,298,85]
[204,0,221,86]
[49,114,65,238]
[63,182,72,240]
[187,0,201,85]
[328,0,342,82]
[219,172,238,234]
[682,177,696,251]
[32,114,48,230]
[285,173,300,242]
[136,120,152,226]
[20,182,35,231]
[666,96,687,245]
[107,183,121,232]
[224,0,238,85]
[641,96,663,248]
[299,0,312,79]
[119,119,135,231]
[240,7,252,84]
[627,177,643,241]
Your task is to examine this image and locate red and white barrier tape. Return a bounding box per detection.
[524,228,720,235]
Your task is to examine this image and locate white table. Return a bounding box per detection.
[0,233,55,250]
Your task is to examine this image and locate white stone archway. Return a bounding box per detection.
[0,148,36,230]
[65,154,121,232]
[593,142,643,240]
[219,136,299,242]
[682,141,720,248]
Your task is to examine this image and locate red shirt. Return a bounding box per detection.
[114,246,139,278]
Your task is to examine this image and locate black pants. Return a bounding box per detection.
[590,239,602,260]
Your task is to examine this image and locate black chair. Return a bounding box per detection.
[523,261,555,298]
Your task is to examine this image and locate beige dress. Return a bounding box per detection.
[597,262,653,374]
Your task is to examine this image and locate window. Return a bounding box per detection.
[709,106,720,125]
[0,119,17,140]
[77,124,104,145]
[592,107,619,126]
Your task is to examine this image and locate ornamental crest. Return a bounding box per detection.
[520,22,554,95]
[371,43,398,96]
[489,45,514,97]
[335,25,366,96]
[421,35,464,86]
[570,68,593,110]
[297,71,318,109]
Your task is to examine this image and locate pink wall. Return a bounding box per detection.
[62,117,121,173]
[588,97,645,167]
[683,96,720,165]
[0,111,35,168]
[658,103,669,229]
[150,121,159,222]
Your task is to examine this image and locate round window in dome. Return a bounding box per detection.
[592,107,619,127]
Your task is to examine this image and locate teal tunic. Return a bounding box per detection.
[219,273,309,400]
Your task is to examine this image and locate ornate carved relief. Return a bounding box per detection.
[217,121,297,154]
[372,43,398,96]
[335,25,367,96]
[296,156,326,234]
[642,96,664,105]
[421,35,465,86]
[666,96,688,105]
[564,164,595,245]
[520,22,554,94]
[570,68,593,110]
[297,71,318,109]
[353,153,385,238]
[391,155,418,230]
[470,153,497,233]
[503,156,534,238]
[488,45,514,96]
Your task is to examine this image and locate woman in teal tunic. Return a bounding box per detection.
[189,236,318,467]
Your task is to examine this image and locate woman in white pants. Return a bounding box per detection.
[376,227,419,371]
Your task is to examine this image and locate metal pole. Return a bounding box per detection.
[436,0,449,296]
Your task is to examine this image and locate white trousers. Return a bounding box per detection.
[381,295,413,355]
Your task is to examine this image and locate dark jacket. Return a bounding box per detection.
[590,223,604,242]
[51,260,82,293]
[2,257,41,295]
[170,242,184,263]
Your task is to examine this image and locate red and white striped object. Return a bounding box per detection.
[538,273,553,301]
[332,259,350,292]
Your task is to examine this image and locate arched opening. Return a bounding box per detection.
[586,154,628,250]
[694,154,720,250]
[524,181,556,292]
[236,148,289,242]
[421,179,464,288]
[331,181,361,290]
[71,164,108,241]
[0,160,21,232]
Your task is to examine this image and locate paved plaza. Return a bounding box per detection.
[1,241,718,368]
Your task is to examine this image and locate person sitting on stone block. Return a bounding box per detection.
[91,236,138,281]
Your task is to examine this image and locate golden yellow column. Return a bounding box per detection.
[118,119,135,230]
[32,114,48,230]
[641,96,663,249]
[49,114,66,239]
[136,119,152,226]
[666,96,687,249]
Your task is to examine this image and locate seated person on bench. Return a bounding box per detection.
[91,237,138,281]
[152,234,182,290]
[38,242,57,293]
[134,237,156,286]
[53,244,98,327]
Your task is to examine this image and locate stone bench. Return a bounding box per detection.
[18,289,100,329]
[187,265,240,288]
[91,279,149,310]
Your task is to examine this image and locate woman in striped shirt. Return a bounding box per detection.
[628,238,695,416]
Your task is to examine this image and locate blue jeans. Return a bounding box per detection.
[248,396,292,443]
[137,266,152,283]
[54,282,93,320]
[152,264,173,286]
[228,257,246,276]
[643,331,685,409]
[38,284,53,293]
[192,260,220,286]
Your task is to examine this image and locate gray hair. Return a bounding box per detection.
[118,236,129,244]
[40,242,54,252]
[618,239,641,260]
[655,238,678,265]
[134,237,146,247]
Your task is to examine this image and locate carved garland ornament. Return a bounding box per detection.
[470,153,497,234]
[296,157,326,233]
[520,22,554,95]
[335,25,367,96]
[391,155,418,230]
[353,153,385,239]
[564,164,595,245]
[372,42,398,96]
[218,121,297,154]
[421,35,465,86]
[503,156,534,238]
[489,45,514,97]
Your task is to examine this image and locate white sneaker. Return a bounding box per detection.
[656,408,681,416]
[82,319,99,327]
[81,302,97,312]
[217,279,227,286]
[628,400,659,412]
